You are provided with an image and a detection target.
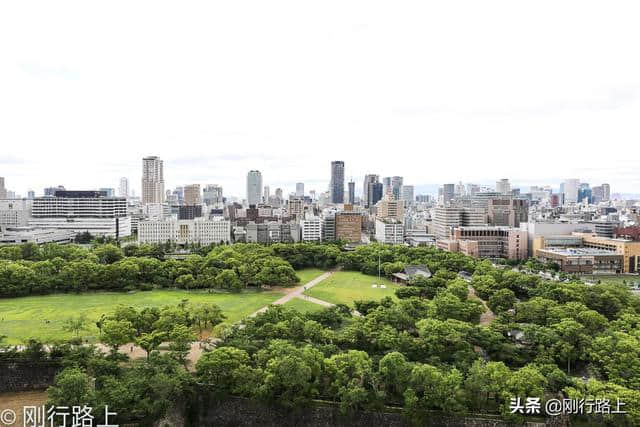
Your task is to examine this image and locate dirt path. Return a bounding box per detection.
[250,271,335,317]
[468,286,496,326]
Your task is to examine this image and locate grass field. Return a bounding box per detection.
[284,297,325,314]
[583,275,640,287]
[295,268,327,284]
[303,271,400,306]
[0,289,285,344]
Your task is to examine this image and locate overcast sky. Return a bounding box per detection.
[1,1,639,197]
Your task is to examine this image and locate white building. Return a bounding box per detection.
[247,170,263,206]
[563,179,580,205]
[300,217,322,242]
[118,177,130,198]
[138,217,231,245]
[29,192,131,238]
[296,182,304,197]
[375,218,404,244]
[496,179,511,194]
[0,199,32,227]
[0,227,75,244]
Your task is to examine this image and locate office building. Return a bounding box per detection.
[487,197,529,228]
[142,156,165,204]
[203,184,224,206]
[300,217,322,242]
[438,227,527,260]
[178,205,203,220]
[330,161,345,204]
[183,184,202,205]
[288,196,304,219]
[296,183,304,197]
[401,185,414,205]
[118,177,129,198]
[347,181,355,205]
[335,211,362,242]
[391,176,403,200]
[0,177,6,199]
[30,191,131,238]
[0,227,75,244]
[496,179,511,194]
[376,195,405,221]
[247,170,263,206]
[442,184,455,204]
[0,199,32,228]
[363,175,383,208]
[138,217,231,245]
[375,218,404,245]
[44,186,65,197]
[434,206,486,240]
[562,179,580,205]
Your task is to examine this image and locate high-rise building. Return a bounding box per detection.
[27,190,35,200]
[0,177,6,199]
[263,186,270,203]
[562,179,580,205]
[330,161,345,204]
[578,183,592,204]
[496,179,511,194]
[296,183,304,197]
[118,177,129,198]
[202,184,223,206]
[382,177,392,196]
[183,184,202,205]
[401,185,414,205]
[142,156,165,204]
[391,176,403,200]
[347,181,355,205]
[99,188,115,198]
[44,186,65,197]
[376,194,405,221]
[602,183,611,201]
[434,206,486,240]
[247,170,263,206]
[442,184,455,204]
[288,196,304,219]
[487,197,529,227]
[336,211,362,243]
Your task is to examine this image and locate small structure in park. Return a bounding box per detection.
[391,264,432,284]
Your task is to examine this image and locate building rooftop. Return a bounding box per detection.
[538,247,620,256]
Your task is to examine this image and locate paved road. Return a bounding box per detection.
[250,271,335,317]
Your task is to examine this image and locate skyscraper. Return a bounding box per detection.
[118,177,129,198]
[348,181,355,204]
[184,184,202,205]
[401,185,414,204]
[330,161,344,204]
[382,177,392,196]
[0,177,6,199]
[263,186,270,203]
[563,179,580,205]
[602,183,611,201]
[203,184,223,206]
[296,182,304,197]
[142,156,164,204]
[442,184,455,204]
[391,176,403,200]
[247,170,263,206]
[496,178,511,194]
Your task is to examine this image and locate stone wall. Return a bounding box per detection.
[0,361,62,392]
[186,394,565,427]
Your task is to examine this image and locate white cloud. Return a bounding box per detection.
[1,0,639,196]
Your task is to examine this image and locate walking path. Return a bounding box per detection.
[468,285,496,325]
[250,271,335,316]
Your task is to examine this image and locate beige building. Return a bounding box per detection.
[437,226,527,260]
[183,184,202,205]
[487,198,528,227]
[335,211,362,242]
[142,156,165,204]
[534,232,640,273]
[376,195,404,221]
[433,206,486,240]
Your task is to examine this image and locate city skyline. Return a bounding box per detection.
[2,2,640,196]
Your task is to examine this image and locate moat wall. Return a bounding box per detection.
[0,361,62,392]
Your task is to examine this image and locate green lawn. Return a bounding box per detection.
[295,268,327,284]
[303,271,401,306]
[0,289,284,344]
[583,275,640,286]
[284,297,325,314]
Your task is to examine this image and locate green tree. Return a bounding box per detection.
[63,314,89,338]
[102,319,136,355]
[47,367,95,406]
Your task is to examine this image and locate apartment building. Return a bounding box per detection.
[138,217,231,245]
[375,218,404,244]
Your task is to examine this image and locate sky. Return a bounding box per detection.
[1,1,640,198]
